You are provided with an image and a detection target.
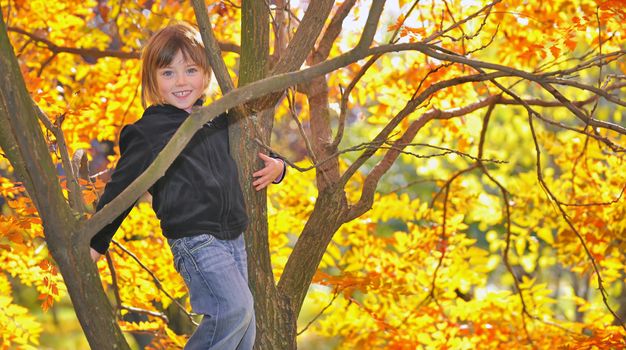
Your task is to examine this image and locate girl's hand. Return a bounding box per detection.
[253,153,284,191]
[90,247,103,263]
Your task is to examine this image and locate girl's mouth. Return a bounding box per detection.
[173,90,191,97]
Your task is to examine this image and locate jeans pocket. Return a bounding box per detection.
[183,233,216,254]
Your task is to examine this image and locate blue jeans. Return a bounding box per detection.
[168,233,255,350]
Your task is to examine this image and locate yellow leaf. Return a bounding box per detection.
[515,236,526,256]
[536,227,554,244]
[520,255,536,273]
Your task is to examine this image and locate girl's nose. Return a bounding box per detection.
[175,74,186,85]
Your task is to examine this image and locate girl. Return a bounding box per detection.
[89,22,285,350]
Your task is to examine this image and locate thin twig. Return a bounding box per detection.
[297,287,341,335]
[423,0,502,43]
[111,240,199,326]
[528,113,626,331]
[120,305,169,323]
[488,75,626,332]
[105,251,123,318]
[476,101,535,346]
[7,26,240,59]
[35,108,87,215]
[287,89,318,164]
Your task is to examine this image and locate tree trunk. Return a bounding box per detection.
[278,189,348,316]
[49,235,131,350]
[236,1,298,349]
[0,13,131,350]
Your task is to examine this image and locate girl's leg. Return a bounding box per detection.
[169,234,254,350]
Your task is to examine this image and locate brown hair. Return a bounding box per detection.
[141,22,211,107]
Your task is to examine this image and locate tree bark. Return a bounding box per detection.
[237,1,297,349]
[252,0,335,112]
[277,188,348,315]
[306,76,342,192]
[50,239,131,350]
[0,13,131,350]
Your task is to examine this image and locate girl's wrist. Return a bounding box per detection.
[272,158,286,184]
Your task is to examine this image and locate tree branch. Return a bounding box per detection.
[332,54,381,149]
[0,16,75,234]
[424,0,502,43]
[475,102,535,345]
[538,80,626,134]
[190,1,236,94]
[270,0,335,76]
[7,26,239,60]
[311,0,357,63]
[489,72,626,332]
[111,240,198,326]
[340,71,509,189]
[354,1,385,52]
[35,108,87,215]
[287,89,318,164]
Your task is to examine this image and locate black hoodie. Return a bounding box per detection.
[90,102,283,254]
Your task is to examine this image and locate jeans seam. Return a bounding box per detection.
[174,255,188,283]
[188,234,215,254]
[169,238,182,251]
[182,239,220,348]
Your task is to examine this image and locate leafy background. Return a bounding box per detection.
[1,0,625,349]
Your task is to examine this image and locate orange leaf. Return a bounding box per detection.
[387,14,406,33]
[39,260,50,270]
[565,38,577,51]
[550,45,560,58]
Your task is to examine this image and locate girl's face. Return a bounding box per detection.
[156,50,207,112]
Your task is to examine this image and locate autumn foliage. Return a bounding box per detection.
[1,0,625,349]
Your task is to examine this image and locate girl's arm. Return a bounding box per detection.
[89,125,152,256]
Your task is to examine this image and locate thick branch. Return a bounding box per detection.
[346,95,504,220]
[538,80,626,133]
[252,0,384,112]
[8,26,239,60]
[354,1,385,52]
[80,36,392,242]
[311,0,357,63]
[239,0,270,87]
[270,0,335,76]
[346,112,433,220]
[1,13,129,350]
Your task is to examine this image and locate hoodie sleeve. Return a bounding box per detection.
[90,125,152,254]
[269,151,287,184]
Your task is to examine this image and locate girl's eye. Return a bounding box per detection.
[187,67,198,74]
[161,70,174,77]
